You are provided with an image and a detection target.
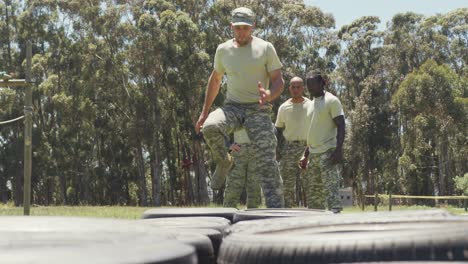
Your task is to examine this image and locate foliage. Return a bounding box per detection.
[454,173,468,195]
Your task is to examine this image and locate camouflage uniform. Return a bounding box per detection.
[203,103,284,208]
[224,143,262,208]
[279,141,306,208]
[303,148,341,209]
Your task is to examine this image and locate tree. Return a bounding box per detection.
[393,60,466,198]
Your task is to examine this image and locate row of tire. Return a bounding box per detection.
[0,208,467,263]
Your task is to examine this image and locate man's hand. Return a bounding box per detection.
[330,147,343,165]
[298,147,309,169]
[298,156,308,169]
[258,81,270,105]
[229,143,241,153]
[195,113,208,134]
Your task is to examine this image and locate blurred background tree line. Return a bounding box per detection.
[0,0,466,207]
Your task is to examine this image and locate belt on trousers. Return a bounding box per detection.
[286,140,307,145]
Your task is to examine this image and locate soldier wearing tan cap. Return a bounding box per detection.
[195,7,285,208]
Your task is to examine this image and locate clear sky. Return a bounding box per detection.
[304,0,467,30]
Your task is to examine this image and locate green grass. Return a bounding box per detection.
[0,204,150,219]
[0,203,465,219]
[341,205,467,215]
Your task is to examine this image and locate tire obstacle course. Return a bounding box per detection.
[1,207,467,263]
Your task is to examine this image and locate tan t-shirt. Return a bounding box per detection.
[233,128,251,144]
[275,97,313,141]
[307,92,344,154]
[214,36,283,103]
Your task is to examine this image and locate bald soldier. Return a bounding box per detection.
[275,77,313,207]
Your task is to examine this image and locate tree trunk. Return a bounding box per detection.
[192,140,209,205]
[80,169,89,205]
[135,145,148,206]
[14,162,22,206]
[59,168,67,205]
[163,127,177,205]
[0,178,7,204]
[46,176,53,205]
[0,159,7,203]
[5,0,12,71]
[182,144,194,205]
[437,133,449,196]
[13,129,23,206]
[151,141,162,206]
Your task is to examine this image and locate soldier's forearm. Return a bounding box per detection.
[267,69,284,102]
[268,77,284,102]
[334,115,345,150]
[201,71,222,115]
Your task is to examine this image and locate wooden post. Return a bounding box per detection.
[389,192,392,211]
[23,41,32,216]
[374,192,378,211]
[464,198,467,212]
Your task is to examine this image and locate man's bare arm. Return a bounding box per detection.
[333,115,345,151]
[259,69,284,104]
[330,115,345,164]
[267,69,285,102]
[275,127,284,161]
[195,70,223,133]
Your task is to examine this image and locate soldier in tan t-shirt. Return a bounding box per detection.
[195,7,285,208]
[275,77,312,207]
[300,71,345,211]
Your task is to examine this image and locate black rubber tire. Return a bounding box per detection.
[175,232,216,264]
[142,208,238,221]
[218,211,467,263]
[0,216,176,235]
[138,216,229,256]
[219,220,468,263]
[341,262,468,264]
[227,209,454,235]
[232,208,333,223]
[138,216,231,233]
[0,232,196,264]
[0,216,197,264]
[176,228,223,257]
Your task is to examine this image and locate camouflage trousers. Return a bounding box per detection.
[202,103,284,208]
[279,142,306,208]
[303,148,342,209]
[224,144,262,208]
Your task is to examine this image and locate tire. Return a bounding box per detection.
[0,216,197,264]
[341,262,468,264]
[139,216,231,233]
[227,209,454,235]
[138,216,230,256]
[0,216,176,235]
[233,208,333,223]
[177,228,223,257]
[0,231,196,264]
[142,208,238,221]
[219,220,468,263]
[218,210,467,263]
[175,232,216,264]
